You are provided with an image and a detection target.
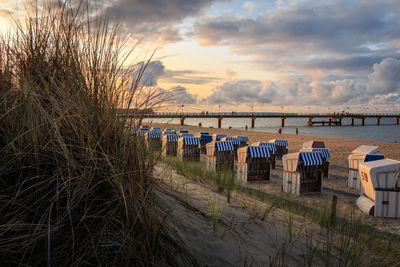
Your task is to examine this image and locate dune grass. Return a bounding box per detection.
[161,156,400,266]
[0,1,195,266]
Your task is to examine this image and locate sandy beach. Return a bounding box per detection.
[154,123,400,236]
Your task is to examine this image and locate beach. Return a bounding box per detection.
[155,123,400,236]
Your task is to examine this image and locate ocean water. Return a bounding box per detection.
[147,117,400,143]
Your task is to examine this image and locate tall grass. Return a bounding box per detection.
[0,1,194,266]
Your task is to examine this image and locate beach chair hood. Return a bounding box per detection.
[359,159,400,201]
[200,134,213,141]
[352,145,380,155]
[235,136,249,142]
[302,141,325,149]
[165,134,179,142]
[212,134,227,141]
[283,152,323,172]
[268,139,288,147]
[221,137,241,145]
[252,142,277,152]
[138,128,149,136]
[147,131,162,138]
[237,146,271,163]
[300,147,330,158]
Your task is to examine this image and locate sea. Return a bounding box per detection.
[147,117,400,143]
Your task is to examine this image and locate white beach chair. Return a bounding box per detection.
[356,159,400,218]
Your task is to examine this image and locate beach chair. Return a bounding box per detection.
[145,131,162,151]
[237,146,271,182]
[268,139,288,160]
[252,141,277,169]
[300,147,331,178]
[348,145,384,191]
[212,133,227,141]
[221,137,241,160]
[356,159,400,218]
[162,134,179,156]
[206,141,235,172]
[282,152,324,195]
[177,137,201,161]
[200,134,213,154]
[234,135,249,147]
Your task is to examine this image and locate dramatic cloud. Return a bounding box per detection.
[135,60,198,104]
[105,0,226,43]
[137,61,166,86]
[193,0,400,107]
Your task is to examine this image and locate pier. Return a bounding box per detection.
[118,110,400,129]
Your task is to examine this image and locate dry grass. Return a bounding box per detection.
[0,1,195,266]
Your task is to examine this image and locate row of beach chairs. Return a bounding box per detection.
[131,126,400,218]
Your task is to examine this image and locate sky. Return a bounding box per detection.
[1,0,400,112]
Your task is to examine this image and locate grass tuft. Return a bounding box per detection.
[0,1,195,266]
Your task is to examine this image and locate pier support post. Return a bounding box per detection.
[307,117,313,126]
[280,117,285,127]
[180,117,185,126]
[396,117,399,125]
[350,118,354,126]
[217,117,222,128]
[338,118,342,126]
[251,117,255,128]
[361,118,365,126]
[376,117,380,125]
[328,118,332,126]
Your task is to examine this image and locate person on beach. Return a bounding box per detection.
[278,128,282,134]
[245,125,248,131]
[296,127,298,135]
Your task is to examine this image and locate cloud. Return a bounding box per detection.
[203,79,274,104]
[104,0,227,44]
[193,0,400,107]
[367,58,400,94]
[170,85,198,104]
[162,69,223,85]
[136,61,166,86]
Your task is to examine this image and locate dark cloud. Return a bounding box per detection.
[136,60,166,86]
[104,0,227,43]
